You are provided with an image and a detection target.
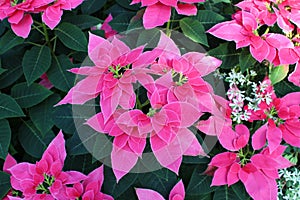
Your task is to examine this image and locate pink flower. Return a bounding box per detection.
[57,33,147,121]
[87,101,206,181]
[42,0,84,29]
[209,152,241,186]
[209,146,291,200]
[0,0,53,38]
[131,0,205,29]
[8,131,87,199]
[100,14,118,39]
[240,146,292,200]
[66,166,113,200]
[208,10,295,65]
[252,92,300,151]
[218,124,250,151]
[136,180,185,200]
[39,73,53,89]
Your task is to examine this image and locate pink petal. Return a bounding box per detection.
[250,154,282,170]
[41,131,66,165]
[207,21,245,42]
[227,162,241,186]
[111,145,139,182]
[169,180,185,200]
[252,124,267,150]
[278,48,299,65]
[183,52,222,76]
[8,10,24,24]
[88,33,107,55]
[65,171,87,184]
[176,3,197,15]
[240,170,277,200]
[211,166,229,186]
[136,188,165,200]
[266,120,282,153]
[42,6,63,29]
[11,14,33,38]
[209,152,237,168]
[3,154,17,173]
[143,3,171,29]
[250,40,269,62]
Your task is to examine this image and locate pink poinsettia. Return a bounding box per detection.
[7,131,87,199]
[42,0,84,29]
[57,33,147,121]
[252,92,300,151]
[0,0,54,38]
[87,101,206,181]
[136,180,185,200]
[100,14,118,38]
[208,10,295,65]
[209,145,291,200]
[240,146,292,200]
[131,0,205,29]
[66,166,113,200]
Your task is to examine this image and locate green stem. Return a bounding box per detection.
[42,22,52,50]
[166,20,172,37]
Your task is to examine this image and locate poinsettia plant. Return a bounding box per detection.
[0,0,299,200]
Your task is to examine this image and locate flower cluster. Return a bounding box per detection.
[278,167,300,200]
[208,0,300,87]
[130,0,205,29]
[3,131,113,199]
[205,74,300,199]
[0,0,83,38]
[57,31,223,181]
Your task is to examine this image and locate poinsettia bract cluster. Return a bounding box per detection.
[57,31,224,181]
[208,0,300,87]
[3,131,113,200]
[0,0,83,38]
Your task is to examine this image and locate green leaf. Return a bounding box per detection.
[186,167,217,195]
[22,46,52,85]
[55,23,87,52]
[182,156,210,164]
[0,93,24,120]
[0,30,24,55]
[81,0,107,14]
[53,104,76,133]
[109,13,135,32]
[47,55,75,92]
[0,53,23,89]
[274,80,300,97]
[0,171,10,199]
[213,185,240,200]
[29,94,60,133]
[116,0,140,10]
[180,18,208,47]
[137,29,160,49]
[212,0,231,3]
[208,43,240,69]
[11,82,53,108]
[0,59,7,75]
[103,166,138,199]
[0,119,11,159]
[270,65,289,85]
[231,182,251,200]
[63,14,101,30]
[239,48,257,72]
[64,154,101,174]
[18,121,55,158]
[193,10,225,29]
[137,168,178,198]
